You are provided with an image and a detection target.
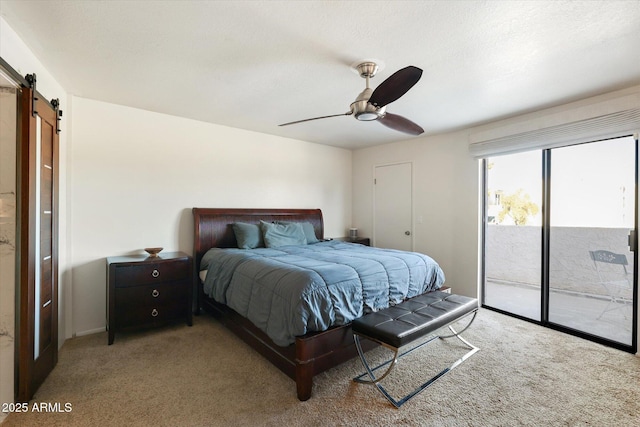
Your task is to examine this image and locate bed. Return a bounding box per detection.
[192,207,445,400]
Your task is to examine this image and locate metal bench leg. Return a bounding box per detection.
[353,335,404,407]
[437,311,480,372]
[438,311,478,340]
[353,336,400,385]
[353,310,479,408]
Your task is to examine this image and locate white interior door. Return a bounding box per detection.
[374,162,412,250]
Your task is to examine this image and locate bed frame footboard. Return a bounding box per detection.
[200,295,375,400]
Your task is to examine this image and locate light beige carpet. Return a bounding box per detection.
[3,309,639,426]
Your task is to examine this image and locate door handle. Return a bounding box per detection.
[629,230,636,252]
[405,231,411,236]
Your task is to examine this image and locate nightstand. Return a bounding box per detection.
[107,251,193,345]
[335,237,371,246]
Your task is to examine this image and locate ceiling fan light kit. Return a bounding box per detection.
[279,61,425,135]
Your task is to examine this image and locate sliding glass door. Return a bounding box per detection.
[484,151,542,321]
[483,135,637,351]
[548,136,636,345]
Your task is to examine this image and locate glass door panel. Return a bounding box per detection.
[484,151,542,320]
[549,136,636,345]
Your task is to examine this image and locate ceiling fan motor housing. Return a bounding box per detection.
[352,87,385,121]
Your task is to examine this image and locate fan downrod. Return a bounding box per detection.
[351,62,385,121]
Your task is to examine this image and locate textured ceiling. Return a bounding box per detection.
[1,0,639,149]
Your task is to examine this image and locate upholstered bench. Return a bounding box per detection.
[351,290,479,408]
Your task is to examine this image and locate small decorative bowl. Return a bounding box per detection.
[144,247,163,257]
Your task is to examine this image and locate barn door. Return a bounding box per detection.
[17,79,59,401]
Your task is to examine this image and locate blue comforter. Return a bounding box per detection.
[200,240,445,346]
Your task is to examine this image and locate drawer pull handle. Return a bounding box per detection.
[151,308,159,317]
[152,289,159,298]
[152,269,160,278]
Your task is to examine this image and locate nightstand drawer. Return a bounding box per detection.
[114,259,190,287]
[114,282,187,328]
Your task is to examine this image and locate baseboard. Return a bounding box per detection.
[75,327,106,337]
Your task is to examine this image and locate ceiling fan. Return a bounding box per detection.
[279,61,424,135]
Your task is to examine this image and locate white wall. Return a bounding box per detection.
[69,97,352,335]
[352,130,479,298]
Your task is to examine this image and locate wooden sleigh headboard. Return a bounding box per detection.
[192,208,324,269]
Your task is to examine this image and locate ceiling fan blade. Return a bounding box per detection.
[368,66,423,108]
[378,112,424,135]
[279,112,352,127]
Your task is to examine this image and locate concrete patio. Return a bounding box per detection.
[485,225,635,346]
[485,279,633,345]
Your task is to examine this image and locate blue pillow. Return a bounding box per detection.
[278,221,319,244]
[260,221,307,248]
[232,222,264,249]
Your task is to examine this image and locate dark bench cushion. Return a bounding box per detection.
[351,291,478,348]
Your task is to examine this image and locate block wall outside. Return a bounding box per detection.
[486,225,633,298]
